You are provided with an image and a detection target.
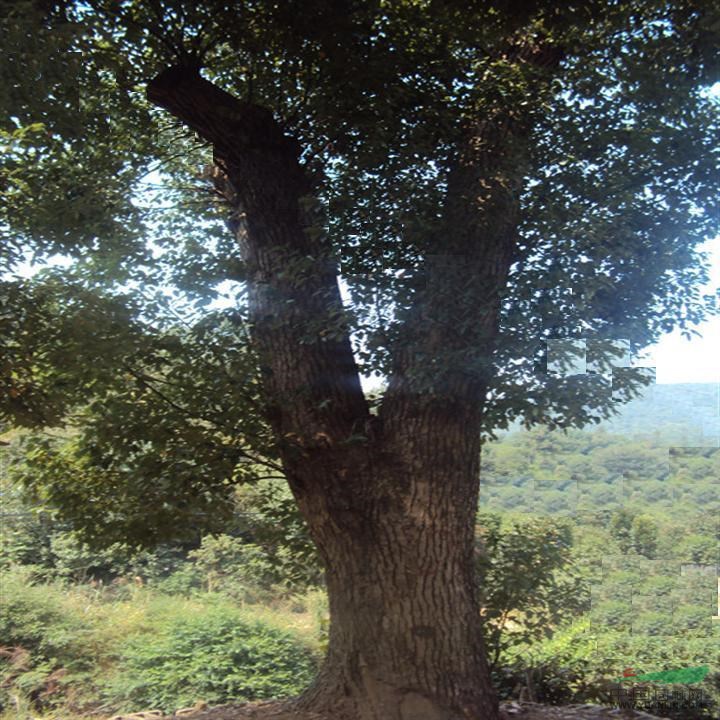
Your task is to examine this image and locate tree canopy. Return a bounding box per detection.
[2,0,719,546]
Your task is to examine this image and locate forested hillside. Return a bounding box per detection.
[500,381,719,443]
[481,422,719,517]
[1,392,718,719]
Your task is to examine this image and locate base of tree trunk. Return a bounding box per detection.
[108,698,676,720]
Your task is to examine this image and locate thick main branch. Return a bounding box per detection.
[379,41,563,445]
[147,66,369,460]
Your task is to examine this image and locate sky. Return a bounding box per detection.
[636,234,720,384]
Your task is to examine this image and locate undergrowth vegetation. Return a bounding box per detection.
[0,567,326,718]
[1,426,718,719]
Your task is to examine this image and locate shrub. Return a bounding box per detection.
[153,562,203,596]
[188,534,278,600]
[496,619,720,719]
[476,512,588,669]
[589,599,633,632]
[631,611,674,636]
[679,534,717,564]
[106,602,318,713]
[0,568,97,712]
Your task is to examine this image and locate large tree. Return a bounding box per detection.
[1,1,719,719]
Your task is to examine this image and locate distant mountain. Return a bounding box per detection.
[370,380,719,442]
[596,382,719,445]
[495,382,720,445]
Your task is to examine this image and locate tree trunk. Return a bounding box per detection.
[146,63,524,720]
[286,399,499,720]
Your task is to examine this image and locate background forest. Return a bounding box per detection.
[1,381,718,719]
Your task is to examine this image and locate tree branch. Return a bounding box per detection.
[379,39,564,444]
[121,362,282,474]
[146,67,371,462]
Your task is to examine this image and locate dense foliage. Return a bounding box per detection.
[1,0,719,546]
[481,425,719,517]
[105,603,319,713]
[0,567,325,717]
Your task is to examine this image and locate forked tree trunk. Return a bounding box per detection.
[147,64,509,720]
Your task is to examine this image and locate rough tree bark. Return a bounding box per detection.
[146,49,556,719]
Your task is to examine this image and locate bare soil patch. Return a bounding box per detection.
[109,698,673,720]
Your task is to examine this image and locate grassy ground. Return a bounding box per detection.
[0,570,328,720]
